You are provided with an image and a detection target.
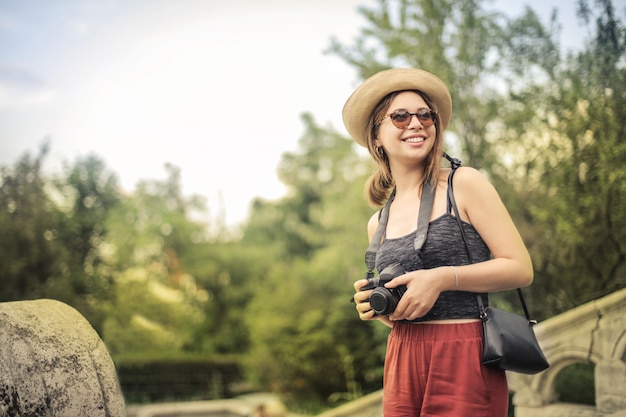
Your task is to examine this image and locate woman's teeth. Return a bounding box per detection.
[404,137,425,143]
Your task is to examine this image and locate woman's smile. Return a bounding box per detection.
[402,135,427,144]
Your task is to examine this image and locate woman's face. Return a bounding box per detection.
[375,91,437,165]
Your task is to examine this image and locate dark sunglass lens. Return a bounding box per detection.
[390,111,411,127]
[417,109,434,126]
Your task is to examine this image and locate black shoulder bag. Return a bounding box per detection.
[447,158,549,374]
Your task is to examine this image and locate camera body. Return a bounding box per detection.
[360,263,406,315]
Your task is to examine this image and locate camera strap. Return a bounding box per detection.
[364,178,435,278]
[364,153,460,279]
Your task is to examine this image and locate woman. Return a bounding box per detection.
[343,68,533,416]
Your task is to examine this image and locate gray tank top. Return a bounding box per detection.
[375,212,490,322]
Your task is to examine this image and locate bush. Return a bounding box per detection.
[114,353,245,404]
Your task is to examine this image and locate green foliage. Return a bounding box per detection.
[243,113,370,259]
[0,142,120,331]
[242,114,385,405]
[0,143,64,301]
[102,276,205,355]
[555,363,595,405]
[491,0,626,317]
[52,153,121,329]
[114,353,243,403]
[182,240,270,355]
[100,164,216,356]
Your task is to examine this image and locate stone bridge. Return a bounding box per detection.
[509,287,626,417]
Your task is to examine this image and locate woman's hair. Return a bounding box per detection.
[364,90,444,206]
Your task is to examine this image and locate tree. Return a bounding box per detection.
[51,154,121,329]
[493,0,626,316]
[0,143,64,300]
[243,114,385,406]
[0,144,122,331]
[327,0,508,168]
[100,164,210,355]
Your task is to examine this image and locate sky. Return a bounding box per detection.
[0,0,615,227]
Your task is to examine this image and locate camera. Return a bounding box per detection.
[359,263,406,315]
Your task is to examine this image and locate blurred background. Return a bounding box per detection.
[1,0,624,414]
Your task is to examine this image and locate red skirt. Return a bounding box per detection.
[383,321,508,417]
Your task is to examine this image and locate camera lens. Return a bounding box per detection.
[370,288,401,315]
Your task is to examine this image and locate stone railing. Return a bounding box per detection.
[509,287,626,417]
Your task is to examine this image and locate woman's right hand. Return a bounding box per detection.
[353,279,393,327]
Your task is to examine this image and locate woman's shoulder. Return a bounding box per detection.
[448,165,490,190]
[445,166,498,210]
[448,165,503,216]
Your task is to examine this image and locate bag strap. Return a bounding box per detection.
[446,160,533,322]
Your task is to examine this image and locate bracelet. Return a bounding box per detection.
[450,266,459,291]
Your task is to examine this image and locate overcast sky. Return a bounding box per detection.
[0,0,608,227]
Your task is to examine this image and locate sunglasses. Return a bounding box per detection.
[380,108,437,129]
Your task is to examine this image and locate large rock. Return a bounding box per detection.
[0,299,126,416]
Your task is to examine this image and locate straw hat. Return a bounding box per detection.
[342,68,452,147]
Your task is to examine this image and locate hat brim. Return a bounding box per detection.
[342,68,452,147]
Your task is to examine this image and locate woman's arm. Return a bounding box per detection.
[385,167,533,321]
[450,166,533,292]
